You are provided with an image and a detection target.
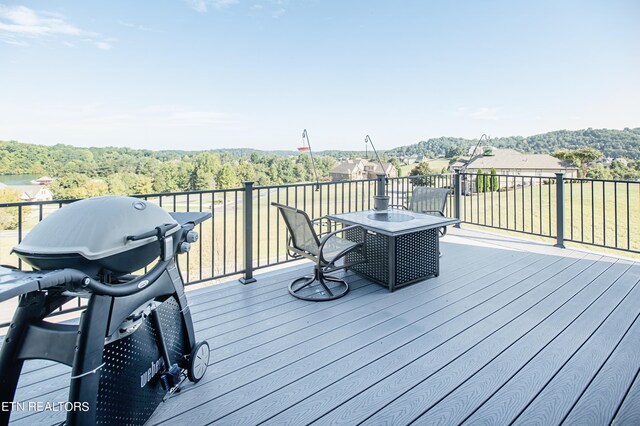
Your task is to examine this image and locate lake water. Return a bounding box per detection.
[0,174,39,185]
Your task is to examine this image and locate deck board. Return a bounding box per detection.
[463,263,640,425]
[152,251,538,424]
[5,228,640,426]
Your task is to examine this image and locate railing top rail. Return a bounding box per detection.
[0,187,245,208]
[388,173,454,180]
[457,171,640,184]
[2,173,638,209]
[254,178,377,191]
[560,177,640,184]
[459,172,560,180]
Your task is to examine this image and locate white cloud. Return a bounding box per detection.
[94,41,111,50]
[0,4,111,49]
[185,0,240,13]
[470,107,503,121]
[118,20,158,32]
[272,7,285,18]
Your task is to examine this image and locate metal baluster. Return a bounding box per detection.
[223,191,227,275]
[199,193,203,280]
[211,192,215,276]
[627,182,630,250]
[266,188,271,266]
[602,181,606,246]
[614,182,618,248]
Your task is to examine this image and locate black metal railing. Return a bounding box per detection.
[564,177,640,253]
[456,171,640,254]
[246,174,453,275]
[0,172,637,327]
[457,172,559,240]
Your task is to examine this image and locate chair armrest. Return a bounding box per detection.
[388,204,408,210]
[420,210,445,216]
[312,216,334,237]
[318,225,364,264]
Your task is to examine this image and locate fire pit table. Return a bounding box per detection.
[326,209,460,292]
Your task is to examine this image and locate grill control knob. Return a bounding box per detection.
[179,242,191,253]
[186,231,199,243]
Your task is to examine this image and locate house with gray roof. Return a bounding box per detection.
[452,148,578,178]
[451,148,579,194]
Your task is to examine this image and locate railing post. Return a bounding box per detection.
[555,172,565,248]
[454,170,461,228]
[240,181,257,284]
[376,173,386,196]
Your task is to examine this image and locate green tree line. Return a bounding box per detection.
[0,141,336,199]
[388,128,640,160]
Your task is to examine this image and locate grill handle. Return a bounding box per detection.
[126,223,176,242]
[37,258,171,297]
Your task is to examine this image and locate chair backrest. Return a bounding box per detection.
[272,203,320,254]
[408,187,450,215]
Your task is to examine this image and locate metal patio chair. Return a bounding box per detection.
[272,203,366,301]
[391,186,451,237]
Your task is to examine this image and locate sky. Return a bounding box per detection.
[0,0,639,151]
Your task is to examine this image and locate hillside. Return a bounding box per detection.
[2,128,639,179]
[387,128,640,160]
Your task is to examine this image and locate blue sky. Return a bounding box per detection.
[1,0,639,151]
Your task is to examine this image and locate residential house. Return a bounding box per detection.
[33,176,54,185]
[329,159,397,181]
[16,185,53,202]
[450,148,579,194]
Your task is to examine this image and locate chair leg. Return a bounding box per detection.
[288,267,349,302]
[289,275,315,293]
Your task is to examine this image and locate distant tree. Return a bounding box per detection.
[131,175,153,194]
[85,179,109,197]
[409,162,434,186]
[0,189,23,230]
[237,160,256,183]
[216,163,241,189]
[190,153,221,190]
[490,168,499,191]
[445,146,467,159]
[106,174,130,195]
[609,159,640,180]
[389,158,402,177]
[476,169,485,193]
[49,173,92,199]
[135,157,161,176]
[553,148,603,178]
[587,164,613,180]
[152,162,181,193]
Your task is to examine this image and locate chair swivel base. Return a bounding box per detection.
[289,269,349,302]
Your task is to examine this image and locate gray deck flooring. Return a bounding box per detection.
[7,228,640,425]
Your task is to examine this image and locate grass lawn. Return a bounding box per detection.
[400,159,450,176]
[459,179,640,257]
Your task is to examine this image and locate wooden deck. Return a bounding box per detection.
[7,228,640,425]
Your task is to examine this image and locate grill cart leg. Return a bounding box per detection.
[150,309,182,391]
[0,291,74,424]
[167,262,197,350]
[66,295,112,426]
[0,292,44,424]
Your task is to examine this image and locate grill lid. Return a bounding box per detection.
[13,196,180,261]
